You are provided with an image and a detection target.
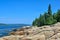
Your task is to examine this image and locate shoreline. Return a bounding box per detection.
[0,22,60,40]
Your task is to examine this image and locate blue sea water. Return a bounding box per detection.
[0,24,30,37]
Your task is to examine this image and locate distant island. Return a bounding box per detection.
[0,23,7,25]
[0,23,30,26]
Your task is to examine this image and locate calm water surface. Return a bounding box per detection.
[0,24,29,37]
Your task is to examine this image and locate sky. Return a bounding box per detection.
[0,0,60,24]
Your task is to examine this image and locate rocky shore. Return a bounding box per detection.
[0,22,60,40]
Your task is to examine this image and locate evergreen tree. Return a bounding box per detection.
[38,14,46,26]
[32,18,38,26]
[53,13,57,23]
[46,4,54,25]
[56,10,60,22]
[38,14,44,26]
[44,12,48,25]
[53,13,57,19]
[48,4,52,15]
[32,4,60,27]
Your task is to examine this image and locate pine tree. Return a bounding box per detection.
[53,13,57,23]
[44,12,48,25]
[32,4,60,27]
[38,14,45,26]
[48,4,52,15]
[56,10,60,22]
[46,4,54,25]
[32,18,38,26]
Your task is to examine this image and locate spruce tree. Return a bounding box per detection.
[53,13,57,23]
[32,4,59,27]
[38,14,45,26]
[32,18,38,26]
[46,4,54,25]
[56,10,60,22]
[48,4,52,15]
[44,12,48,25]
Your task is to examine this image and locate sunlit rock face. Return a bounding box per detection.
[0,22,60,40]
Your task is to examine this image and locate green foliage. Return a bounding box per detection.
[32,18,38,26]
[53,13,57,23]
[46,4,54,25]
[48,4,52,15]
[56,10,60,22]
[32,4,60,27]
[38,14,45,26]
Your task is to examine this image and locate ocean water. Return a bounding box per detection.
[0,24,29,37]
